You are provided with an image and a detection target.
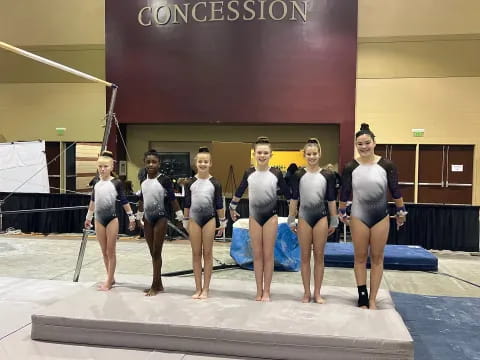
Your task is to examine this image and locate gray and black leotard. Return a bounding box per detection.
[91,178,128,227]
[139,174,176,225]
[291,168,336,228]
[184,176,223,227]
[235,167,291,226]
[340,158,402,228]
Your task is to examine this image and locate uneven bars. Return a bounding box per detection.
[0,41,114,87]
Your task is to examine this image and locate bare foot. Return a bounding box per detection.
[144,285,164,293]
[369,301,377,310]
[145,287,164,296]
[314,295,325,304]
[301,293,311,303]
[145,288,158,297]
[97,280,113,290]
[261,292,271,302]
[255,291,263,301]
[199,289,209,299]
[192,290,201,299]
[359,305,369,310]
[97,282,113,291]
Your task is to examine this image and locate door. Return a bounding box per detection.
[444,145,473,204]
[418,145,473,204]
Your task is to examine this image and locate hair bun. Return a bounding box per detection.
[198,146,210,153]
[307,138,320,145]
[255,136,270,144]
[101,150,114,158]
[360,123,370,131]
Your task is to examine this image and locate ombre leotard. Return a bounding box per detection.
[291,168,336,227]
[235,167,291,226]
[139,174,176,225]
[340,158,402,228]
[184,176,223,227]
[91,178,128,227]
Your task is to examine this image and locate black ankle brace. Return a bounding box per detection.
[357,285,369,308]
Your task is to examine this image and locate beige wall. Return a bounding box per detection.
[0,1,106,143]
[0,1,104,46]
[356,38,480,204]
[359,0,480,38]
[356,1,480,204]
[0,83,105,142]
[358,40,480,78]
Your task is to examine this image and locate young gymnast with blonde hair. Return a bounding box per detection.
[183,147,227,299]
[84,151,136,291]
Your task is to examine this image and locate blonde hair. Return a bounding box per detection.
[98,150,114,161]
[97,151,117,177]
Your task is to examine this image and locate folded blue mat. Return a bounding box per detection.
[230,223,300,271]
[324,243,438,271]
[231,224,438,271]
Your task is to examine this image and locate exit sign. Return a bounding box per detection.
[412,128,424,137]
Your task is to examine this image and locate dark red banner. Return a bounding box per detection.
[106,0,357,163]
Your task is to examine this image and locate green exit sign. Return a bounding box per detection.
[412,128,424,137]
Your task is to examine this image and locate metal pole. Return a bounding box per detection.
[73,229,90,282]
[74,84,117,282]
[220,196,227,242]
[60,142,66,193]
[167,221,188,239]
[101,85,118,153]
[0,200,4,233]
[163,263,239,277]
[0,41,113,87]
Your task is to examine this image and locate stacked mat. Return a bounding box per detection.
[231,218,438,271]
[31,277,414,360]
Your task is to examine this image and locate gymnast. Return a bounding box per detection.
[136,150,184,296]
[229,136,291,301]
[84,151,136,291]
[339,123,406,309]
[288,138,338,303]
[183,147,227,299]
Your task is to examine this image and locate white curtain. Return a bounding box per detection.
[0,141,49,193]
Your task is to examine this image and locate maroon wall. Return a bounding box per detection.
[106,0,357,166]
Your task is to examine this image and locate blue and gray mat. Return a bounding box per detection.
[392,292,480,360]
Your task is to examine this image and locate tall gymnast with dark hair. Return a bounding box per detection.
[339,124,407,309]
[136,150,184,296]
[84,151,136,291]
[288,138,338,303]
[229,136,291,301]
[183,147,227,299]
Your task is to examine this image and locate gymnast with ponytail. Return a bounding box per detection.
[339,123,406,309]
[183,147,226,299]
[288,138,338,303]
[229,136,291,302]
[136,150,184,296]
[84,151,136,291]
